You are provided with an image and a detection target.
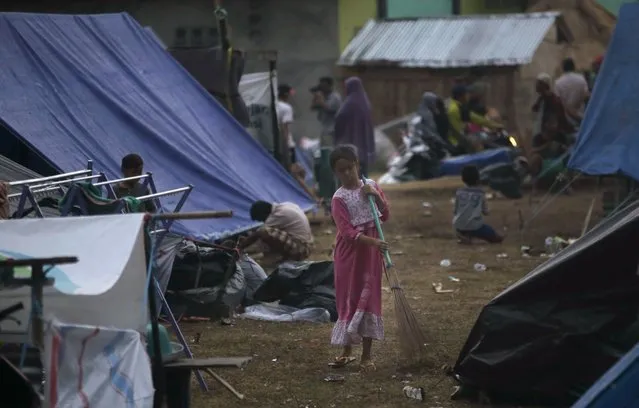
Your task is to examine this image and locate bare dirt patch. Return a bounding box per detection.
[184,178,596,408]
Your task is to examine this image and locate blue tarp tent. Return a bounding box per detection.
[0,12,313,240]
[568,4,639,180]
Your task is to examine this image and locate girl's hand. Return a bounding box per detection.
[374,239,389,251]
[361,184,379,197]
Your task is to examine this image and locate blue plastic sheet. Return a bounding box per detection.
[568,4,639,180]
[438,147,512,177]
[0,12,313,240]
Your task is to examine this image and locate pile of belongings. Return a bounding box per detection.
[165,242,267,319]
[250,261,337,322]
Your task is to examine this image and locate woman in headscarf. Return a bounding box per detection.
[417,92,442,139]
[334,77,375,177]
[416,92,452,154]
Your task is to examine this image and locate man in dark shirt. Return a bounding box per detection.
[530,74,572,177]
[114,154,156,213]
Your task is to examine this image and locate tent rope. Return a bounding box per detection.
[521,172,582,235]
[528,171,563,217]
[582,187,638,235]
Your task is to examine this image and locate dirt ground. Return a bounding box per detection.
[182,178,597,408]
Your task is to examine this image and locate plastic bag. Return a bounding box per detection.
[44,319,154,407]
[241,303,331,323]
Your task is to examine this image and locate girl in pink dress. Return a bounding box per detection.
[329,145,390,370]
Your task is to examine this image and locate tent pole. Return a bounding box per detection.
[145,229,166,408]
[269,57,283,165]
[215,4,233,116]
[581,177,601,237]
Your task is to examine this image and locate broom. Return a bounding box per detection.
[365,180,427,361]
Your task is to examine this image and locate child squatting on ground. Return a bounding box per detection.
[454,165,504,244]
[329,144,390,372]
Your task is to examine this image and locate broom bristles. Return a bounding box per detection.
[386,266,427,361]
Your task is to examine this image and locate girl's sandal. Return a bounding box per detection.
[359,360,376,372]
[328,356,356,368]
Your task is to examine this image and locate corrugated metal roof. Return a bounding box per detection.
[338,12,560,68]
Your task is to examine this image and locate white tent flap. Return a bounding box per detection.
[0,214,148,332]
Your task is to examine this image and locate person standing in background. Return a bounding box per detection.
[311,77,342,147]
[276,84,296,165]
[554,57,589,128]
[585,55,604,93]
[334,77,376,177]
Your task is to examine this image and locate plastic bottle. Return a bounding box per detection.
[544,236,555,255]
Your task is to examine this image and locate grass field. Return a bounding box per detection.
[181,177,595,408]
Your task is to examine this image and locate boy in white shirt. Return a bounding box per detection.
[276,84,296,164]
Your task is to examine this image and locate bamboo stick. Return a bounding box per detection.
[150,210,233,220]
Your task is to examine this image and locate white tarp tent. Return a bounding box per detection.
[239,71,278,152]
[0,214,147,339]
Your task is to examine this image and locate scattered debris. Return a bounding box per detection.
[382,286,391,293]
[422,201,433,216]
[496,253,508,259]
[391,250,405,256]
[324,374,345,383]
[432,283,454,294]
[403,385,425,401]
[271,358,278,362]
[448,276,460,282]
[450,198,456,205]
[545,236,577,255]
[473,263,487,272]
[323,229,333,235]
[486,193,494,200]
[439,259,451,267]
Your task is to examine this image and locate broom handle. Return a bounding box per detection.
[362,177,392,268]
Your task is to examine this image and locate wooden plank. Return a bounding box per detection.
[165,357,252,369]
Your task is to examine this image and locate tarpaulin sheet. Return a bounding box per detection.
[453,201,639,406]
[438,147,512,177]
[0,12,313,240]
[568,4,639,180]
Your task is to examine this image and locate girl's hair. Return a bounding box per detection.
[330,144,359,169]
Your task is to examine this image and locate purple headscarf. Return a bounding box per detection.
[334,77,375,165]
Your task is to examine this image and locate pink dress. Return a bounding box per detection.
[330,180,390,346]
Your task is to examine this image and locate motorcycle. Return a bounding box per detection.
[378,118,442,184]
[468,126,519,152]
